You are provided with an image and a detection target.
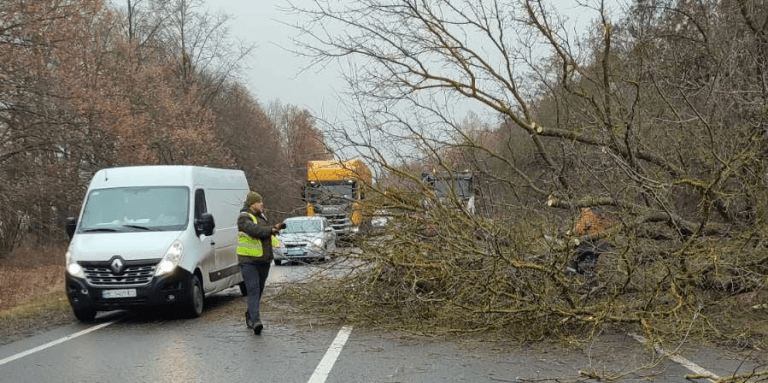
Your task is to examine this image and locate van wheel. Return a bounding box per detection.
[239,282,247,296]
[184,274,204,318]
[73,306,96,322]
[274,259,282,266]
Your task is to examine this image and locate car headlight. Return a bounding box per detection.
[311,238,324,248]
[155,240,183,276]
[65,250,84,278]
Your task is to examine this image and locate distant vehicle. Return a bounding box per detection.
[272,236,286,263]
[421,170,476,215]
[369,209,393,234]
[64,165,249,322]
[274,216,337,265]
[304,159,372,238]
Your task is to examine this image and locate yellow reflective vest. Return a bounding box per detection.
[237,213,280,258]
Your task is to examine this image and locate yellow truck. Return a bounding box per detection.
[304,159,372,238]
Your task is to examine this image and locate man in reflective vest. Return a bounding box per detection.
[237,190,285,335]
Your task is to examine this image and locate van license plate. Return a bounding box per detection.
[103,289,137,299]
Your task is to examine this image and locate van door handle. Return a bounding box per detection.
[210,241,215,246]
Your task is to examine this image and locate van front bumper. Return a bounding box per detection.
[66,268,193,312]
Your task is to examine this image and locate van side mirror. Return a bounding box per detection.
[195,213,215,236]
[65,217,77,239]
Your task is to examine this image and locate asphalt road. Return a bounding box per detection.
[0,259,763,382]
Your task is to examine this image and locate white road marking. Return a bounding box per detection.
[0,320,118,367]
[629,333,719,382]
[307,325,353,383]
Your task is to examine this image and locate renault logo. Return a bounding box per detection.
[110,258,125,274]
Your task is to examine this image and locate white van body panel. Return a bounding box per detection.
[69,231,184,262]
[65,165,249,319]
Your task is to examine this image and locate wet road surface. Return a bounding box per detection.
[1,259,763,382]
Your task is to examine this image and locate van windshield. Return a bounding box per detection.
[79,187,190,233]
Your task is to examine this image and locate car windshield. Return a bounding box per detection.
[79,186,190,233]
[283,219,322,234]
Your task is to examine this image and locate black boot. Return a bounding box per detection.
[253,321,263,335]
[245,311,254,329]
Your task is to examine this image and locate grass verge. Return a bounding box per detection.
[0,292,74,346]
[0,244,75,346]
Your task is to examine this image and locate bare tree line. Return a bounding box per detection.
[0,0,331,254]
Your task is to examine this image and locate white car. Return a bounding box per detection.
[369,209,392,234]
[274,216,337,265]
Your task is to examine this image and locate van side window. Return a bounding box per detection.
[194,189,208,232]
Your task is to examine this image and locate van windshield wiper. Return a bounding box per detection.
[82,228,119,233]
[123,224,151,231]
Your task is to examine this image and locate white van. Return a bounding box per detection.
[64,165,249,321]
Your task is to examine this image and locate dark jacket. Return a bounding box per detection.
[237,206,275,264]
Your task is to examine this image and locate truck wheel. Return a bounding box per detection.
[239,281,247,296]
[73,306,96,322]
[184,274,204,318]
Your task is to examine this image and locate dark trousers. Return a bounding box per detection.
[240,262,271,322]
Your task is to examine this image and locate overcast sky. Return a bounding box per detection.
[201,0,606,162]
[202,0,602,120]
[204,0,345,123]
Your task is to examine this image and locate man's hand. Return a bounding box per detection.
[272,222,286,234]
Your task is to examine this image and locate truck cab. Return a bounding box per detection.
[304,159,372,238]
[421,171,476,215]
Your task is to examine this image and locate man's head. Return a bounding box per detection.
[245,191,263,212]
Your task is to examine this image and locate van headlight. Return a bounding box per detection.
[155,240,183,276]
[65,250,85,278]
[311,238,324,248]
